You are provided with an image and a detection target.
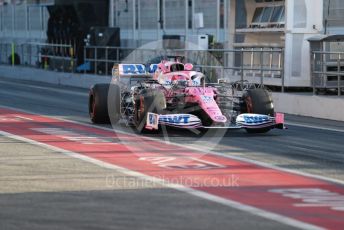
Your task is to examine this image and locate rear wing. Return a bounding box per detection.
[112,64,158,78]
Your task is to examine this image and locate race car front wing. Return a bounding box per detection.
[146,113,285,130]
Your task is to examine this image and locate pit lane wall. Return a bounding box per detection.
[0,65,112,88]
[1,65,343,122]
[272,93,344,122]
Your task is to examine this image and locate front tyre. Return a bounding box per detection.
[242,88,274,134]
[134,89,165,133]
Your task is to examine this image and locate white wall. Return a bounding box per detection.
[283,0,323,87]
[273,92,344,121]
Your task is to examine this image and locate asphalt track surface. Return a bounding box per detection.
[0,77,344,230]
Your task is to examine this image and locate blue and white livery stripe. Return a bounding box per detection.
[159,114,202,127]
[119,64,158,75]
[146,113,202,130]
[236,113,275,129]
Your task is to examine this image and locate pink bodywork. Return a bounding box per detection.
[154,61,227,124]
[184,87,227,123]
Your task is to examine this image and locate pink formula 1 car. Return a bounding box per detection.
[89,60,284,133]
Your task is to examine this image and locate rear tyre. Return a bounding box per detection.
[108,84,121,124]
[134,89,165,133]
[89,84,121,124]
[242,88,274,134]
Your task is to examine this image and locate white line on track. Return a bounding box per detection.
[15,115,33,121]
[0,130,323,230]
[286,122,344,133]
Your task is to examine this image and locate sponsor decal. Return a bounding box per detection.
[146,113,159,130]
[191,87,213,94]
[160,115,191,124]
[201,95,213,103]
[243,115,269,124]
[237,114,270,124]
[159,114,201,126]
[214,116,226,121]
[120,64,158,75]
[192,80,200,86]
